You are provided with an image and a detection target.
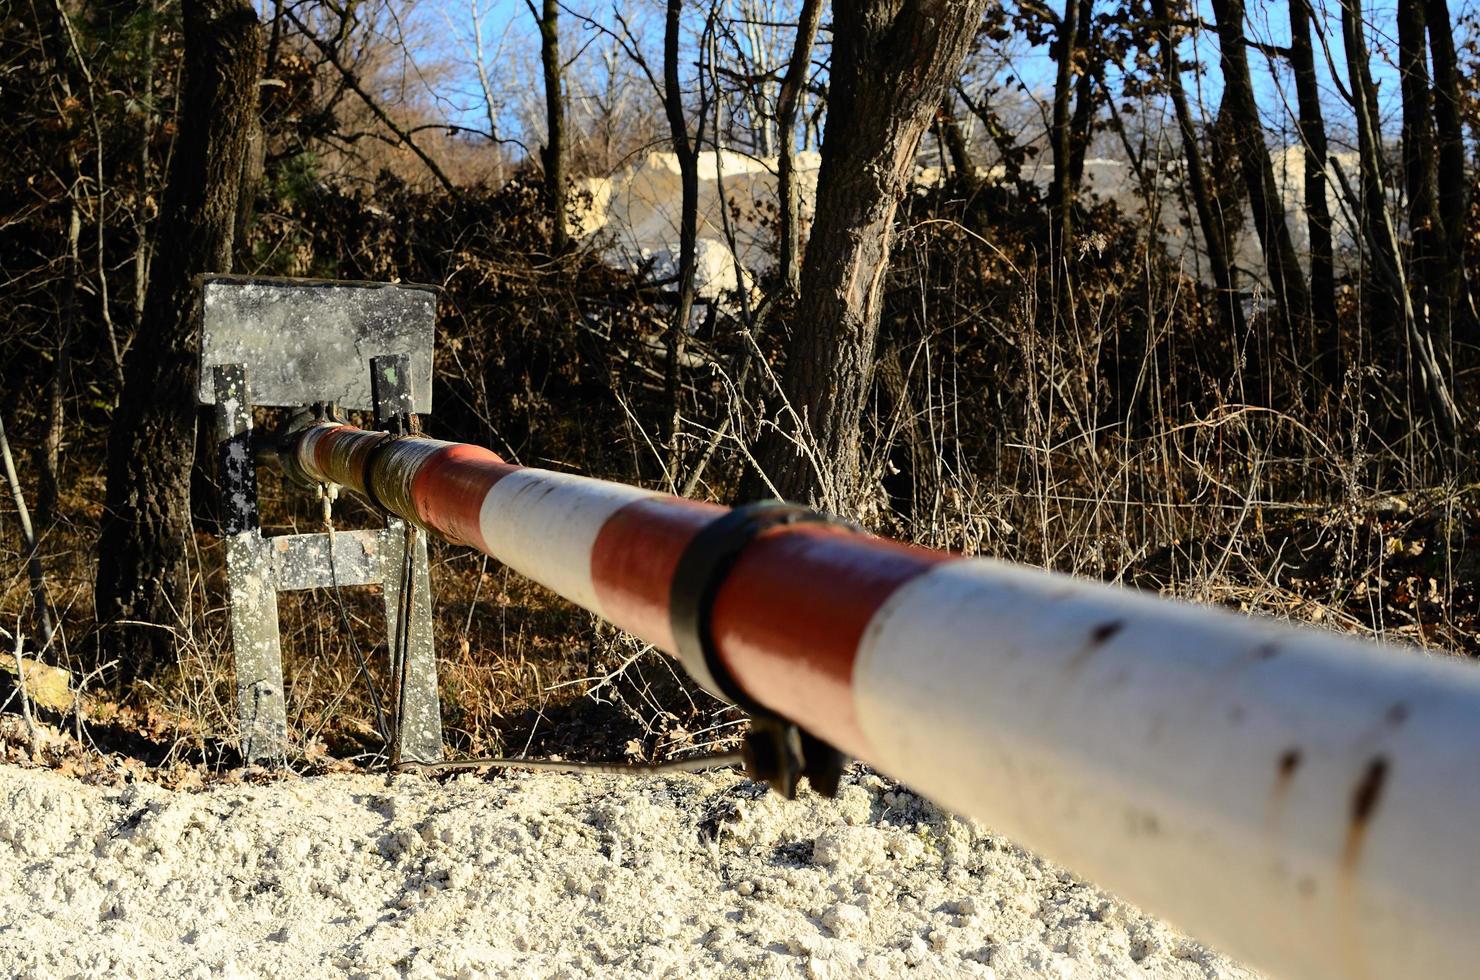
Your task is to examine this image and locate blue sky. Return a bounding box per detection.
[308,0,1469,162]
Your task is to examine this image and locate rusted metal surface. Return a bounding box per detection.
[203,288,443,766]
[197,275,436,412]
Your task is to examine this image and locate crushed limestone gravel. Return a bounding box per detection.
[0,763,1257,979]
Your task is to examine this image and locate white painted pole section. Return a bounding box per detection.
[852,559,1480,980]
[475,468,655,616]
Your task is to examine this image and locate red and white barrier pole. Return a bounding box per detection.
[288,421,1480,980]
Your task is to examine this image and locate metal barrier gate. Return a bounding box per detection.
[202,276,1480,980]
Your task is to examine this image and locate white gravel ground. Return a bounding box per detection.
[0,762,1256,979]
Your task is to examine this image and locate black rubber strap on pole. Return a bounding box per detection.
[669,500,854,799]
[669,500,838,709]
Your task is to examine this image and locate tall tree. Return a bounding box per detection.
[1337,0,1460,437]
[1423,0,1473,342]
[1340,0,1400,326]
[1208,0,1312,339]
[936,96,978,184]
[95,0,263,682]
[660,0,701,476]
[34,0,87,532]
[1288,0,1338,381]
[1149,0,1245,338]
[747,0,992,509]
[535,0,569,253]
[1065,0,1097,196]
[1048,0,1082,258]
[1396,0,1445,347]
[776,0,823,294]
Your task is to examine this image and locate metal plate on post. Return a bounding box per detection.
[197,275,436,412]
[271,529,383,592]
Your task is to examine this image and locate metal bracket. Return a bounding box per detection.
[211,361,443,765]
[215,364,287,763]
[370,354,441,765]
[741,715,847,800]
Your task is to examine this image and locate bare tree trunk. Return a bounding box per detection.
[36,200,77,532]
[1209,0,1312,337]
[1423,0,1473,343]
[0,413,55,657]
[1341,0,1402,328]
[537,0,569,253]
[1396,0,1446,349]
[1331,159,1461,437]
[937,95,977,184]
[1049,0,1081,259]
[1288,0,1338,383]
[776,0,823,295]
[134,0,159,338]
[746,0,991,510]
[35,0,90,531]
[660,0,700,477]
[95,0,262,684]
[1149,0,1245,337]
[469,0,505,183]
[1066,0,1095,196]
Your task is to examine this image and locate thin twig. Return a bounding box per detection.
[5,624,39,760]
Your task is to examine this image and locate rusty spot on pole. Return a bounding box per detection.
[1254,642,1280,661]
[1277,748,1302,782]
[1386,702,1409,726]
[1342,755,1389,870]
[1268,748,1302,827]
[1066,619,1125,673]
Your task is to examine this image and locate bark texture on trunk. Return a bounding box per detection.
[1288,0,1338,383]
[539,0,569,254]
[1209,0,1311,336]
[776,0,823,294]
[1150,0,1245,338]
[95,0,262,683]
[748,0,990,510]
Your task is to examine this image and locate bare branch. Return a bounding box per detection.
[284,8,461,197]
